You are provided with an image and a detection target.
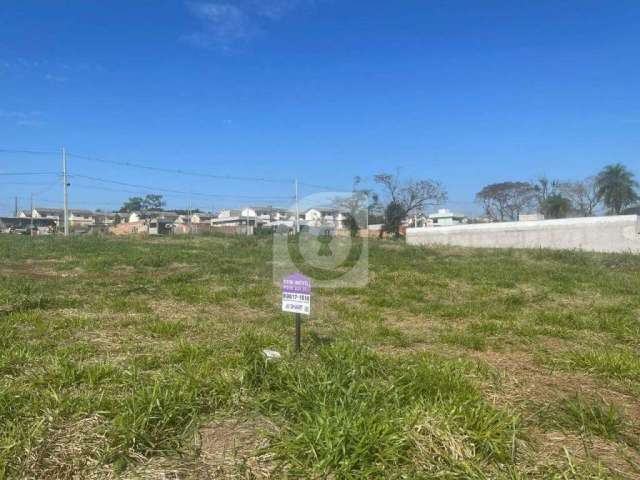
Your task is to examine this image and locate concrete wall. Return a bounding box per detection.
[406,215,640,254]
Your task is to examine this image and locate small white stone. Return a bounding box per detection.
[262,349,282,360]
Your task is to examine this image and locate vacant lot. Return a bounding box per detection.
[1,234,639,479]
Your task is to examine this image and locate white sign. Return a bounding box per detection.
[282,273,311,315]
[282,292,311,315]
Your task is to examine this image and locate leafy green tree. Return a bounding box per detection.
[595,164,639,214]
[119,194,166,213]
[119,196,145,213]
[382,201,406,238]
[541,193,571,219]
[143,194,165,211]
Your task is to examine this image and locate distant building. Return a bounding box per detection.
[622,206,640,215]
[519,213,545,222]
[127,211,180,223]
[212,207,279,234]
[428,208,468,227]
[31,208,95,227]
[0,217,56,235]
[149,218,174,235]
[304,208,348,229]
[191,212,213,224]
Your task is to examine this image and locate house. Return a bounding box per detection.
[427,208,468,227]
[191,212,213,224]
[304,208,348,229]
[127,211,180,223]
[32,207,64,222]
[0,217,56,235]
[251,207,291,222]
[212,208,266,235]
[149,218,174,235]
[31,208,96,227]
[94,212,122,226]
[68,210,95,226]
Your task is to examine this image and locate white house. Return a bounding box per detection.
[427,208,468,227]
[191,212,213,224]
[32,208,95,226]
[304,208,348,229]
[127,211,180,223]
[251,207,291,222]
[68,210,95,226]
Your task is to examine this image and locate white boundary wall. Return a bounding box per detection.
[406,215,640,254]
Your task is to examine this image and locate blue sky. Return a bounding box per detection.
[1,0,639,215]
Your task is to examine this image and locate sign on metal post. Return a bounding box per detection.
[282,273,311,353]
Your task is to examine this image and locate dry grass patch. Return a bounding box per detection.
[22,415,113,480]
[197,416,277,479]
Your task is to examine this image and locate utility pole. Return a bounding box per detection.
[29,194,34,229]
[62,147,69,236]
[295,178,300,233]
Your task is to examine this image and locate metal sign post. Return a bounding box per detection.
[282,273,311,353]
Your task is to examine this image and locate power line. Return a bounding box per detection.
[67,152,293,185]
[0,172,59,176]
[0,148,58,155]
[70,174,294,201]
[67,152,351,191]
[71,182,294,201]
[0,182,53,186]
[298,181,348,191]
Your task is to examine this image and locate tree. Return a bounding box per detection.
[541,193,571,219]
[595,164,639,214]
[333,178,375,238]
[374,173,447,237]
[120,196,145,213]
[534,177,567,218]
[559,177,600,217]
[119,194,166,213]
[382,201,406,238]
[534,177,561,206]
[475,182,537,221]
[144,194,165,211]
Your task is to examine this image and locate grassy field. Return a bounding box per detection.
[1,234,639,479]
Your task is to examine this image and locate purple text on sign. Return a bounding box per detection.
[282,273,312,295]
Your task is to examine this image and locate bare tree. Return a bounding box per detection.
[374,174,446,214]
[559,177,600,217]
[374,173,447,236]
[476,182,537,221]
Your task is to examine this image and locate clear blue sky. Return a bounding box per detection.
[1,0,639,215]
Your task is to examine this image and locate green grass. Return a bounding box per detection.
[0,234,639,478]
[549,395,626,440]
